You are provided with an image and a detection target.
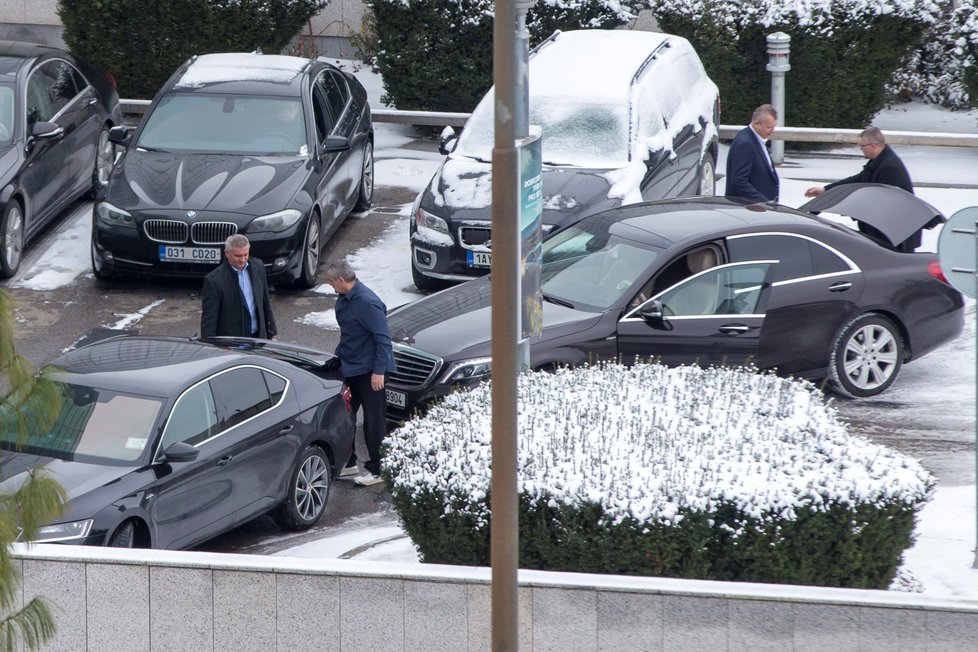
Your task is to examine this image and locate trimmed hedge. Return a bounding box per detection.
[384,364,934,589]
[58,0,325,99]
[366,0,632,111]
[647,0,938,128]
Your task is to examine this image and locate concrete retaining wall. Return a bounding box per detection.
[12,544,978,651]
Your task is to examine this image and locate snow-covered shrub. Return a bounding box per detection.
[58,0,326,99]
[385,363,935,588]
[647,0,940,129]
[366,0,632,112]
[887,0,977,109]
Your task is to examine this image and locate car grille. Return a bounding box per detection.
[390,344,441,389]
[144,220,188,244]
[143,220,238,245]
[191,221,238,245]
[459,225,491,247]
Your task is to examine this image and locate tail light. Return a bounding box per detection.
[106,72,117,88]
[341,385,353,412]
[927,260,951,285]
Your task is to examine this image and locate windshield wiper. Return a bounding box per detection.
[542,293,574,309]
[136,145,170,153]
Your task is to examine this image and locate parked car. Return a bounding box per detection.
[385,189,963,424]
[409,29,720,291]
[93,52,373,287]
[0,336,354,549]
[0,40,121,278]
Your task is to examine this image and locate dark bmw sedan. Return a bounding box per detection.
[0,336,354,549]
[0,40,121,278]
[93,52,373,287]
[385,192,963,424]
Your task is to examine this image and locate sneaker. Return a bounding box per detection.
[353,472,383,487]
[338,464,360,479]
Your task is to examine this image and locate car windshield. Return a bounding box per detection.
[137,93,307,155]
[456,90,629,167]
[0,83,13,146]
[540,218,661,310]
[0,383,164,464]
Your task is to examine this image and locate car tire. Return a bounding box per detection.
[698,155,716,196]
[108,520,136,547]
[87,124,113,199]
[295,213,321,288]
[827,313,904,398]
[273,445,331,530]
[0,200,24,279]
[411,262,443,293]
[353,141,374,212]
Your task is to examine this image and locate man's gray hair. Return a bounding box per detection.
[225,234,250,249]
[325,261,356,282]
[751,104,778,123]
[860,126,885,146]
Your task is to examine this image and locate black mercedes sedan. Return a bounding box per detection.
[93,52,373,287]
[0,40,121,278]
[0,336,354,549]
[385,191,963,424]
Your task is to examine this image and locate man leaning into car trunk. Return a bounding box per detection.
[325,261,396,487]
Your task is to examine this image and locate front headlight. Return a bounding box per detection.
[248,209,302,233]
[439,357,492,385]
[414,204,449,235]
[96,202,135,228]
[32,519,93,543]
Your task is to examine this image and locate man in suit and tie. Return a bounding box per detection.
[724,104,780,203]
[200,234,278,340]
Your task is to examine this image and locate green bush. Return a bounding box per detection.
[953,2,978,112]
[647,0,938,128]
[384,363,934,589]
[366,0,631,111]
[58,0,326,99]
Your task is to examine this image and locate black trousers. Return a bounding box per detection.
[345,372,387,476]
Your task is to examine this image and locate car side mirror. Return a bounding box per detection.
[438,126,457,155]
[161,441,199,463]
[31,121,64,140]
[108,125,131,146]
[320,135,350,156]
[639,300,668,327]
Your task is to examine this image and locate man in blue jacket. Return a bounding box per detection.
[326,261,396,487]
[725,104,780,203]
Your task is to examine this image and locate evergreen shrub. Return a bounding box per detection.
[384,363,934,589]
[646,0,939,128]
[366,0,632,111]
[58,0,326,99]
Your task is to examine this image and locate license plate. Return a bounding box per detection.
[159,245,221,263]
[386,388,406,408]
[467,251,492,268]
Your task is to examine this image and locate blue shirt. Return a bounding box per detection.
[334,281,396,377]
[235,264,258,334]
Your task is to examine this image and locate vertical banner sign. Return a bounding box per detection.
[519,132,543,339]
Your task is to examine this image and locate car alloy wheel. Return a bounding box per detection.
[296,214,321,288]
[274,445,331,530]
[698,156,716,196]
[0,201,24,278]
[354,141,374,211]
[828,313,904,398]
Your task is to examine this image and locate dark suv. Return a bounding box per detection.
[93,52,374,287]
[409,29,720,291]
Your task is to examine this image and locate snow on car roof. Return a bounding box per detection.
[174,53,309,89]
[530,30,673,103]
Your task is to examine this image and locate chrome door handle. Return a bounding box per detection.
[718,324,750,334]
[828,282,852,292]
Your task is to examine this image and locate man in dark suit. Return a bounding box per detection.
[725,104,780,203]
[804,127,918,251]
[200,234,278,340]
